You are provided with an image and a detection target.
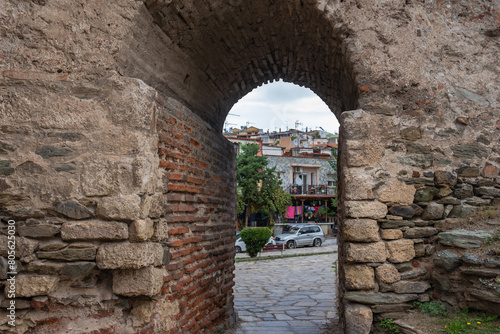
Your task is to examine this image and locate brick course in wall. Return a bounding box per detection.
[155,97,237,334]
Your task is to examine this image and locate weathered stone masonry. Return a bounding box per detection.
[1,0,499,333]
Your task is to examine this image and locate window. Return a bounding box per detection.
[327,173,336,187]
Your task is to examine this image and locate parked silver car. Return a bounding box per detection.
[274,224,325,249]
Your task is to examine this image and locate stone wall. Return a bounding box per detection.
[0,79,236,334]
[1,0,499,333]
[340,108,500,332]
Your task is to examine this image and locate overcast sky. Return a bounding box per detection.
[226,80,340,134]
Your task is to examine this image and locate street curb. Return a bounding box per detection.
[235,250,337,262]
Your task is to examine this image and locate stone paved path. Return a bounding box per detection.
[228,248,338,334]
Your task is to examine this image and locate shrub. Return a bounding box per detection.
[240,227,272,257]
[380,318,400,333]
[414,301,448,317]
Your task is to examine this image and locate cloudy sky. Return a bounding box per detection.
[226,80,340,134]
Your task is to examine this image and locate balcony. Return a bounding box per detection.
[288,184,336,196]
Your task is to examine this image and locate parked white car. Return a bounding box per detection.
[235,236,275,253]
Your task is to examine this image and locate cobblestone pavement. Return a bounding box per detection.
[227,240,339,334]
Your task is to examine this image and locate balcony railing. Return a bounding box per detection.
[288,184,336,196]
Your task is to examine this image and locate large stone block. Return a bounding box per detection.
[341,109,371,140]
[60,262,96,277]
[388,204,423,218]
[17,219,60,238]
[434,170,457,186]
[37,245,97,262]
[35,146,73,159]
[153,218,169,241]
[380,229,403,240]
[475,187,500,197]
[345,201,387,219]
[113,266,163,297]
[131,300,155,326]
[386,240,415,263]
[61,221,128,241]
[376,264,401,284]
[345,141,383,167]
[433,250,461,271]
[129,219,154,242]
[344,170,374,200]
[148,193,166,219]
[437,230,492,249]
[393,281,431,294]
[4,275,59,297]
[375,181,416,205]
[400,127,422,141]
[381,220,415,229]
[436,185,453,198]
[414,187,439,202]
[344,219,380,242]
[81,158,120,196]
[397,154,433,169]
[458,166,480,177]
[0,236,39,261]
[464,197,491,206]
[414,243,426,257]
[345,302,373,334]
[451,143,488,159]
[421,203,445,220]
[481,163,499,178]
[404,227,439,239]
[448,204,479,218]
[346,242,387,263]
[97,242,163,269]
[454,184,474,199]
[54,200,94,220]
[345,264,375,290]
[97,195,141,221]
[344,291,418,304]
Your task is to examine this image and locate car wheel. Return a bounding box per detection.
[313,238,322,247]
[287,240,296,249]
[235,246,242,253]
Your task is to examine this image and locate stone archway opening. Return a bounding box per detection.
[144,1,359,332]
[225,80,341,332]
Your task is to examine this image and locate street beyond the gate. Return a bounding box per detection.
[227,239,339,334]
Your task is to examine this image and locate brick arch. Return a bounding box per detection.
[144,0,359,131]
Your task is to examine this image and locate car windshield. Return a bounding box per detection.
[288,227,301,234]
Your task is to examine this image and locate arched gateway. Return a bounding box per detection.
[1,0,498,333]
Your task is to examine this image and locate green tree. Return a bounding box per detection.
[259,183,292,225]
[236,144,289,227]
